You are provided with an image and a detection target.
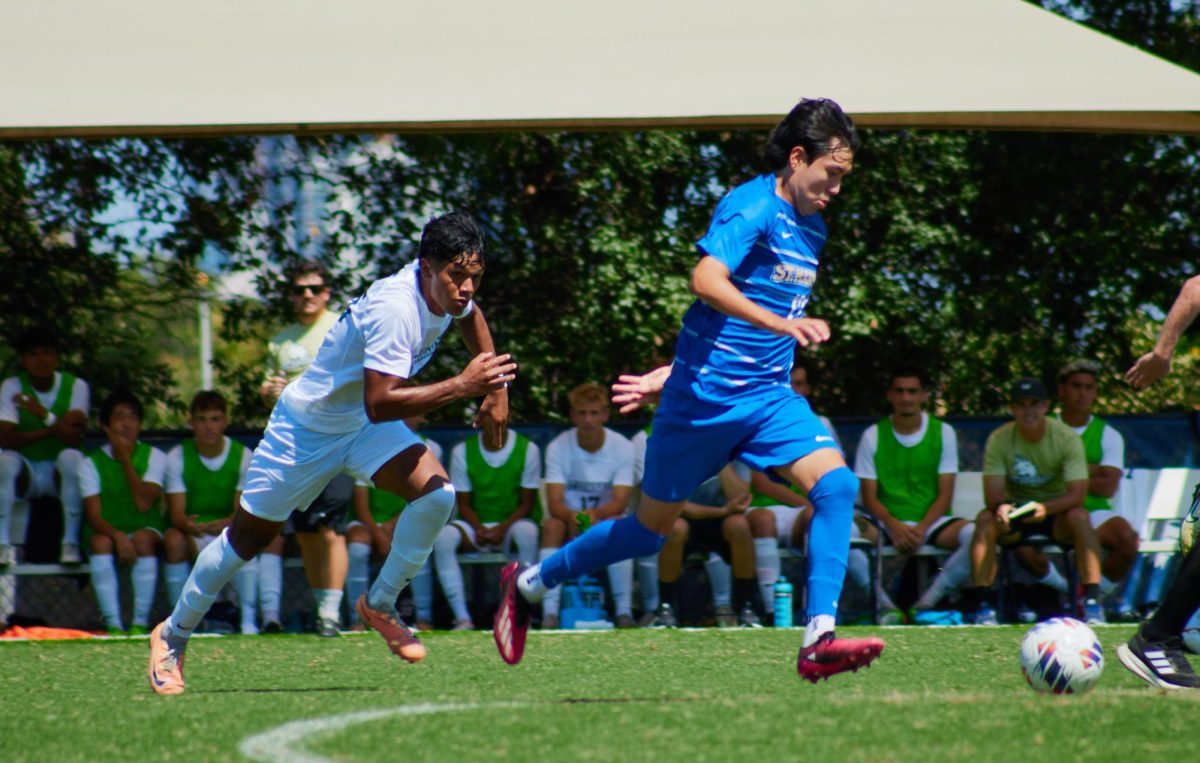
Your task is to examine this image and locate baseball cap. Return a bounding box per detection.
[1010,377,1047,402]
[1057,359,1101,383]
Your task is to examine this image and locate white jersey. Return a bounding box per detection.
[631,429,649,486]
[1065,415,1125,470]
[543,427,634,511]
[164,436,254,494]
[0,372,90,424]
[280,261,474,434]
[853,413,959,481]
[78,443,168,499]
[449,433,541,492]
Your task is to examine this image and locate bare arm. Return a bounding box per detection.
[750,470,805,508]
[166,493,197,535]
[1127,275,1200,388]
[915,473,956,532]
[592,485,632,521]
[1041,480,1088,516]
[362,353,513,424]
[545,483,574,523]
[1089,465,1122,499]
[690,256,831,347]
[458,305,511,448]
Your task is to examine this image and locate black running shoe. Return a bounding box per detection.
[1117,628,1200,690]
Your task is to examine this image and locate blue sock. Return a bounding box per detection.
[805,466,858,619]
[540,514,666,590]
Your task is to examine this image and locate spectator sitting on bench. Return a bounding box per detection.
[540,383,635,629]
[161,391,258,634]
[854,366,971,622]
[432,428,542,630]
[965,377,1103,625]
[0,327,89,566]
[649,462,763,627]
[80,388,167,635]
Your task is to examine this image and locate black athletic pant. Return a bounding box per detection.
[1145,541,1200,642]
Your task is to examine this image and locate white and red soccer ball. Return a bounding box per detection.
[1019,617,1104,694]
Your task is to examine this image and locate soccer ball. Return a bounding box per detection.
[1019,617,1104,694]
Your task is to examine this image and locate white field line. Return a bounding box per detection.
[239,702,522,763]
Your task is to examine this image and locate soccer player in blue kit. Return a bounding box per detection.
[494,98,885,681]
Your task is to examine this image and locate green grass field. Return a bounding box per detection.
[3,625,1198,762]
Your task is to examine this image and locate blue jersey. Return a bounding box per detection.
[669,174,827,403]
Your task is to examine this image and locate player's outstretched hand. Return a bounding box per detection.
[772,317,831,347]
[611,365,672,414]
[460,352,516,397]
[1126,350,1171,390]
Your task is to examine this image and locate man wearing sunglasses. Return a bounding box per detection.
[257,262,349,637]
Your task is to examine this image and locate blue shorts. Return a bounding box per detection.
[640,385,838,503]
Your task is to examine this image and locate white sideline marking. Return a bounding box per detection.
[239,702,519,763]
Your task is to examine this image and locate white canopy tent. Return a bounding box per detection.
[1,0,1197,138]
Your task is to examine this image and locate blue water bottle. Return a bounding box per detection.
[773,576,794,628]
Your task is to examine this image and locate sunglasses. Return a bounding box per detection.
[289,283,327,296]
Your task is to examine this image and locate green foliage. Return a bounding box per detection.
[0,3,1196,425]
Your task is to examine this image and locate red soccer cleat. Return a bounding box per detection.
[355,595,426,663]
[493,562,532,665]
[796,632,885,683]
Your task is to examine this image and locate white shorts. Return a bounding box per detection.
[240,404,422,523]
[1089,509,1121,530]
[15,455,79,499]
[449,518,538,553]
[764,505,803,548]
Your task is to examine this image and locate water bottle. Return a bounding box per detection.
[773,577,794,628]
[576,511,591,533]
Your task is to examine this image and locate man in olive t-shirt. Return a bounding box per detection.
[965,377,1104,625]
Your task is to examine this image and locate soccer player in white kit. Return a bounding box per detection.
[149,212,515,695]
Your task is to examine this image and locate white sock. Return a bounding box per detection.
[754,538,780,614]
[164,562,190,606]
[537,549,559,615]
[257,553,283,624]
[434,525,470,622]
[705,553,732,608]
[1038,563,1069,594]
[804,614,835,648]
[126,559,149,627]
[315,588,343,624]
[367,484,455,613]
[0,451,19,547]
[234,557,258,632]
[509,520,539,566]
[637,554,660,612]
[608,558,634,618]
[518,561,547,602]
[1100,575,1118,596]
[411,561,434,623]
[56,449,84,544]
[90,554,122,630]
[917,525,974,609]
[166,528,248,640]
[346,542,371,623]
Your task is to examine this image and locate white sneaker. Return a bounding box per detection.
[0,544,15,566]
[60,542,82,565]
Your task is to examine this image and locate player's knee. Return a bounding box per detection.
[415,483,456,524]
[433,524,460,555]
[0,450,20,482]
[747,508,775,537]
[510,519,538,550]
[809,467,857,515]
[723,513,750,540]
[55,448,83,473]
